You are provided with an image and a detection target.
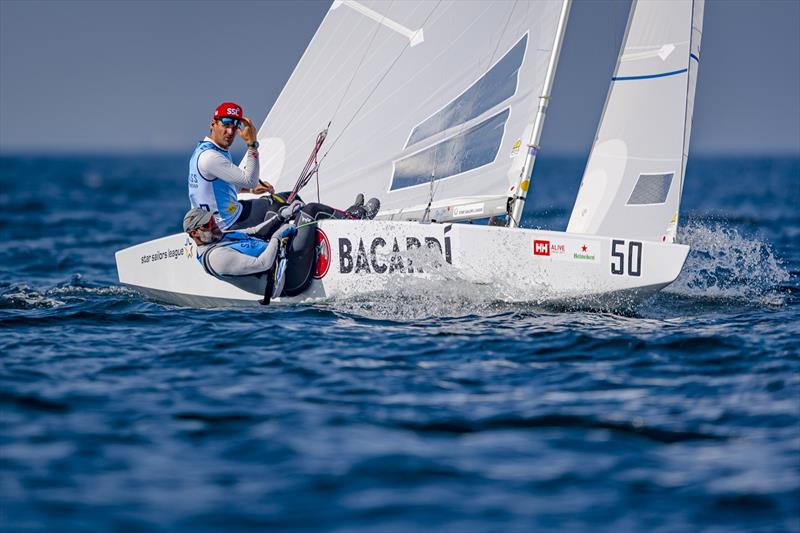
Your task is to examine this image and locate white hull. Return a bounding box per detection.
[115,221,689,309]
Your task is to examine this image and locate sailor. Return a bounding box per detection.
[183,207,294,281]
[183,191,381,297]
[188,101,381,232]
[188,101,280,232]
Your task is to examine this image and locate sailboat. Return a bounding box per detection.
[115,0,704,308]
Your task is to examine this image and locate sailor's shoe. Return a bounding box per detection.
[364,198,380,220]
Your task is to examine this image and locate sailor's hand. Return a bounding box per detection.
[279,200,303,220]
[277,224,297,240]
[251,180,274,195]
[239,117,257,145]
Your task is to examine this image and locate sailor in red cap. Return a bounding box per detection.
[187,102,277,231]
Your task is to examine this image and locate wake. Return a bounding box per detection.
[668,221,790,305]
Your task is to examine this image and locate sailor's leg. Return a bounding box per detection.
[229,192,303,232]
[281,203,339,296]
[249,212,284,241]
[293,203,354,248]
[228,199,271,230]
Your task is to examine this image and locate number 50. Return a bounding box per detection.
[611,240,642,277]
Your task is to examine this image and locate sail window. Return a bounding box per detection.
[627,173,674,205]
[405,34,527,147]
[391,108,509,191]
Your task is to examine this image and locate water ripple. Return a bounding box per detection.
[1,155,798,531]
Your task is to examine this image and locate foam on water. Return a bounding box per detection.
[326,246,509,320]
[327,278,511,321]
[669,221,791,304]
[0,275,137,310]
[328,221,792,320]
[0,284,66,309]
[48,282,136,299]
[323,244,615,320]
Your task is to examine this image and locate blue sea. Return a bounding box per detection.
[1,154,798,532]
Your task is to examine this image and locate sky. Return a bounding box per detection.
[1,0,798,156]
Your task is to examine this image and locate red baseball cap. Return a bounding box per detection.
[213,102,244,120]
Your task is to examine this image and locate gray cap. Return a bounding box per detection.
[183,208,213,232]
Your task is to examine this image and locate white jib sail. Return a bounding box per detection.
[253,0,566,222]
[567,0,704,243]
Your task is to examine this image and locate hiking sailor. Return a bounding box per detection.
[183,192,382,299]
[188,101,280,232]
[183,207,296,298]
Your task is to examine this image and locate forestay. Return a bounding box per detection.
[567,0,704,243]
[254,0,566,222]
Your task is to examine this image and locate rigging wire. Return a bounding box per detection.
[319,0,443,164]
[420,143,440,223]
[287,124,329,203]
[492,0,520,224]
[313,0,394,204]
[423,0,518,220]
[487,0,518,71]
[288,1,442,204]
[291,0,518,217]
[329,1,394,127]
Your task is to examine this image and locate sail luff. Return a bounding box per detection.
[566,0,700,243]
[674,0,705,241]
[508,0,572,228]
[674,5,693,243]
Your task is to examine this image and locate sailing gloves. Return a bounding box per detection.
[279,200,303,221]
[277,224,297,240]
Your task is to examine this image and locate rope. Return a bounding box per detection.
[416,1,516,219]
[288,2,443,202]
[287,124,329,203]
[295,220,320,230]
[487,1,518,70]
[320,1,442,164]
[329,1,393,126]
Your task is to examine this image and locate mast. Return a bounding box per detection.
[508,0,572,228]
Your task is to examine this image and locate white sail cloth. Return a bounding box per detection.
[253,0,566,220]
[568,0,704,243]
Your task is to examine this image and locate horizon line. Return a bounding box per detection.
[2,148,798,159]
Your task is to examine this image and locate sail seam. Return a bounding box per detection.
[592,155,681,162]
[612,68,687,81]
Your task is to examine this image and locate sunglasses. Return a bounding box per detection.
[196,219,215,231]
[215,117,242,129]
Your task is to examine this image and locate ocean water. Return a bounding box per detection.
[1,154,798,532]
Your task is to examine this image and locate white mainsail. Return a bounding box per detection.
[567,0,704,243]
[255,0,567,222]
